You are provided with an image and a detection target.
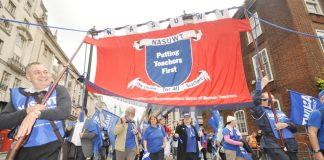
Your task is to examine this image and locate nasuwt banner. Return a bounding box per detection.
[84,18,252,107]
[289,90,321,126]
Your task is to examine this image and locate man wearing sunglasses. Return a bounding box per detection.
[251,76,298,160]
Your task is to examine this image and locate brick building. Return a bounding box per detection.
[210,0,324,138]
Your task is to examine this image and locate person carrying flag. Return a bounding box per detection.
[251,76,298,160]
[308,90,324,160]
[0,62,71,160]
[81,108,103,160]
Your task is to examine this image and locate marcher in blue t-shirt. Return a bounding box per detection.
[222,116,244,160]
[143,116,167,160]
[308,90,324,160]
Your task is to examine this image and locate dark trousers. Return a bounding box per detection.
[16,141,61,160]
[76,146,86,160]
[99,147,107,160]
[200,148,207,160]
[286,151,298,160]
[264,148,290,160]
[185,152,198,160]
[149,149,164,160]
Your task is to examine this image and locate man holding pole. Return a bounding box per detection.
[251,76,298,160]
[0,62,71,160]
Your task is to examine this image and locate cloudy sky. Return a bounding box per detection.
[42,0,245,118]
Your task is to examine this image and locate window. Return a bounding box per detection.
[13,78,21,88]
[0,16,13,33]
[0,71,11,91]
[0,39,3,54]
[247,12,262,44]
[25,1,32,14]
[252,48,274,81]
[52,57,59,75]
[43,46,50,57]
[305,0,323,14]
[16,34,26,49]
[234,110,248,135]
[316,29,324,52]
[7,1,16,16]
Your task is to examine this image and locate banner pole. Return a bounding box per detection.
[83,26,97,111]
[243,8,287,150]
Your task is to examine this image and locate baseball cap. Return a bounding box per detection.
[226,116,236,123]
[183,112,191,118]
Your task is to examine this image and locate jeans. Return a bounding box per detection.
[149,149,164,160]
[263,148,290,160]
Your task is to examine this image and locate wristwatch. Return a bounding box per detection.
[313,149,321,153]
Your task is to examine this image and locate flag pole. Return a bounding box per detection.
[243,8,287,150]
[83,26,97,112]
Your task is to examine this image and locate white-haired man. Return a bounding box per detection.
[114,106,141,160]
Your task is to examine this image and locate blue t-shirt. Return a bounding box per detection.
[143,125,166,153]
[125,123,136,149]
[222,127,240,151]
[186,126,197,152]
[308,106,324,149]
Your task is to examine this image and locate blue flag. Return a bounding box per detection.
[102,109,119,150]
[212,110,220,125]
[208,117,218,132]
[289,90,321,126]
[208,110,220,132]
[79,111,85,122]
[85,108,103,158]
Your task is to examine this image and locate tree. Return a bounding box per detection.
[317,78,324,91]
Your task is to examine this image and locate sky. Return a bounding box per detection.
[42,0,245,118]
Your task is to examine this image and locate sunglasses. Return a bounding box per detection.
[261,98,269,101]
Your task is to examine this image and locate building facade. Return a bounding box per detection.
[0,0,105,117]
[216,0,324,137]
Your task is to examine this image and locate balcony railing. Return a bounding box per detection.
[7,57,26,75]
[0,82,8,91]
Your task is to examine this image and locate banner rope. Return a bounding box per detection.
[246,10,324,39]
[1,7,323,40]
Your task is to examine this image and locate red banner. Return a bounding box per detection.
[84,18,252,107]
